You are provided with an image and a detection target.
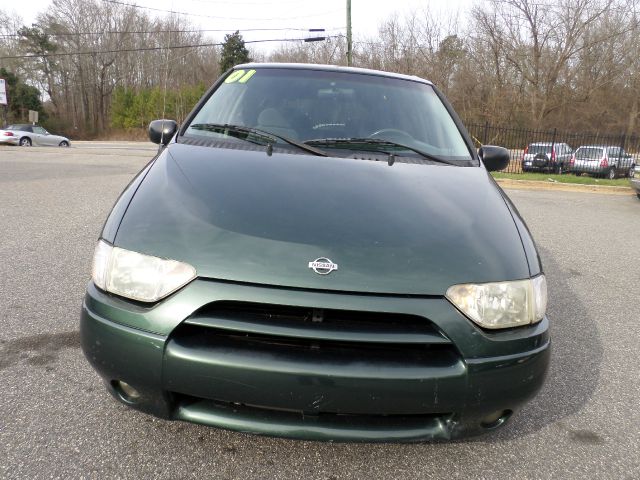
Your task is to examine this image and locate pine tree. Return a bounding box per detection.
[0,68,44,125]
[219,31,251,73]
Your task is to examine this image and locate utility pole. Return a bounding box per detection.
[346,0,352,66]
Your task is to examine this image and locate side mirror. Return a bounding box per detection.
[149,119,178,145]
[479,145,510,172]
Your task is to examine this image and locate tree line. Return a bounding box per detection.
[0,0,638,138]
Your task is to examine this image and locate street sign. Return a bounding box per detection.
[29,110,38,124]
[0,79,7,105]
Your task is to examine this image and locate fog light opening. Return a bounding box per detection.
[111,380,141,404]
[480,410,513,430]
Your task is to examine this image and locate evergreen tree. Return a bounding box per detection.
[0,68,44,125]
[219,31,251,73]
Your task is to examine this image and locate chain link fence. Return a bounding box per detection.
[464,122,640,178]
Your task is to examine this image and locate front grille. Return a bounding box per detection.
[164,301,466,416]
[186,301,450,341]
[171,323,458,367]
[174,301,456,360]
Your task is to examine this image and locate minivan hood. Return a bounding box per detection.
[114,143,530,295]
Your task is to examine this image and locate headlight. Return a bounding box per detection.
[91,240,196,302]
[446,275,547,329]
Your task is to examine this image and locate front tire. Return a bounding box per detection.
[59,141,69,147]
[606,168,616,180]
[556,164,564,175]
[628,165,635,178]
[20,137,32,146]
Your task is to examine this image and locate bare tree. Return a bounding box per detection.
[471,0,634,128]
[4,0,640,137]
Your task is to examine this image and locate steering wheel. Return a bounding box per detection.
[368,128,414,143]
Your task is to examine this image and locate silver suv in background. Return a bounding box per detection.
[570,145,635,179]
[522,142,573,174]
[631,165,640,198]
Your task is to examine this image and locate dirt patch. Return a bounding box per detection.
[0,331,80,370]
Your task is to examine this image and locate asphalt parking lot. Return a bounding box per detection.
[1,143,639,479]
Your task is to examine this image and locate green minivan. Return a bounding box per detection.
[81,64,549,441]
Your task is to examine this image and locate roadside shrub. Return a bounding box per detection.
[110,84,207,129]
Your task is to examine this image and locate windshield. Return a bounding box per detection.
[527,145,552,155]
[184,67,472,162]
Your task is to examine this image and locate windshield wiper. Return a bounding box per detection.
[190,123,328,157]
[304,137,459,166]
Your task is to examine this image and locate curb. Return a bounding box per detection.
[495,178,635,196]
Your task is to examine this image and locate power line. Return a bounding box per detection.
[102,0,342,21]
[0,35,342,60]
[184,0,306,5]
[0,27,346,38]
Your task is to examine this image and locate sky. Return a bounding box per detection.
[14,0,469,52]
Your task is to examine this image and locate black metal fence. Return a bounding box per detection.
[464,122,640,177]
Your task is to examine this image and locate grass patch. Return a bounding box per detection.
[492,171,632,187]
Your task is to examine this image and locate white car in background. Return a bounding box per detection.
[0,124,71,147]
[570,145,635,179]
[631,163,640,199]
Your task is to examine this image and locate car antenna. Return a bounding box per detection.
[388,153,395,166]
[266,143,273,156]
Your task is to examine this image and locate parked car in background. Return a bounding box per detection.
[521,142,572,173]
[570,145,635,179]
[631,164,640,199]
[0,124,71,147]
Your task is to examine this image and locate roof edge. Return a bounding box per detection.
[233,62,433,85]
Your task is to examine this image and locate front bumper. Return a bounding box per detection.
[81,279,550,441]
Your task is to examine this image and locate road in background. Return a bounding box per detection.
[1,144,639,479]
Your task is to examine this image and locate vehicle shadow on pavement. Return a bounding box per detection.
[462,246,604,443]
